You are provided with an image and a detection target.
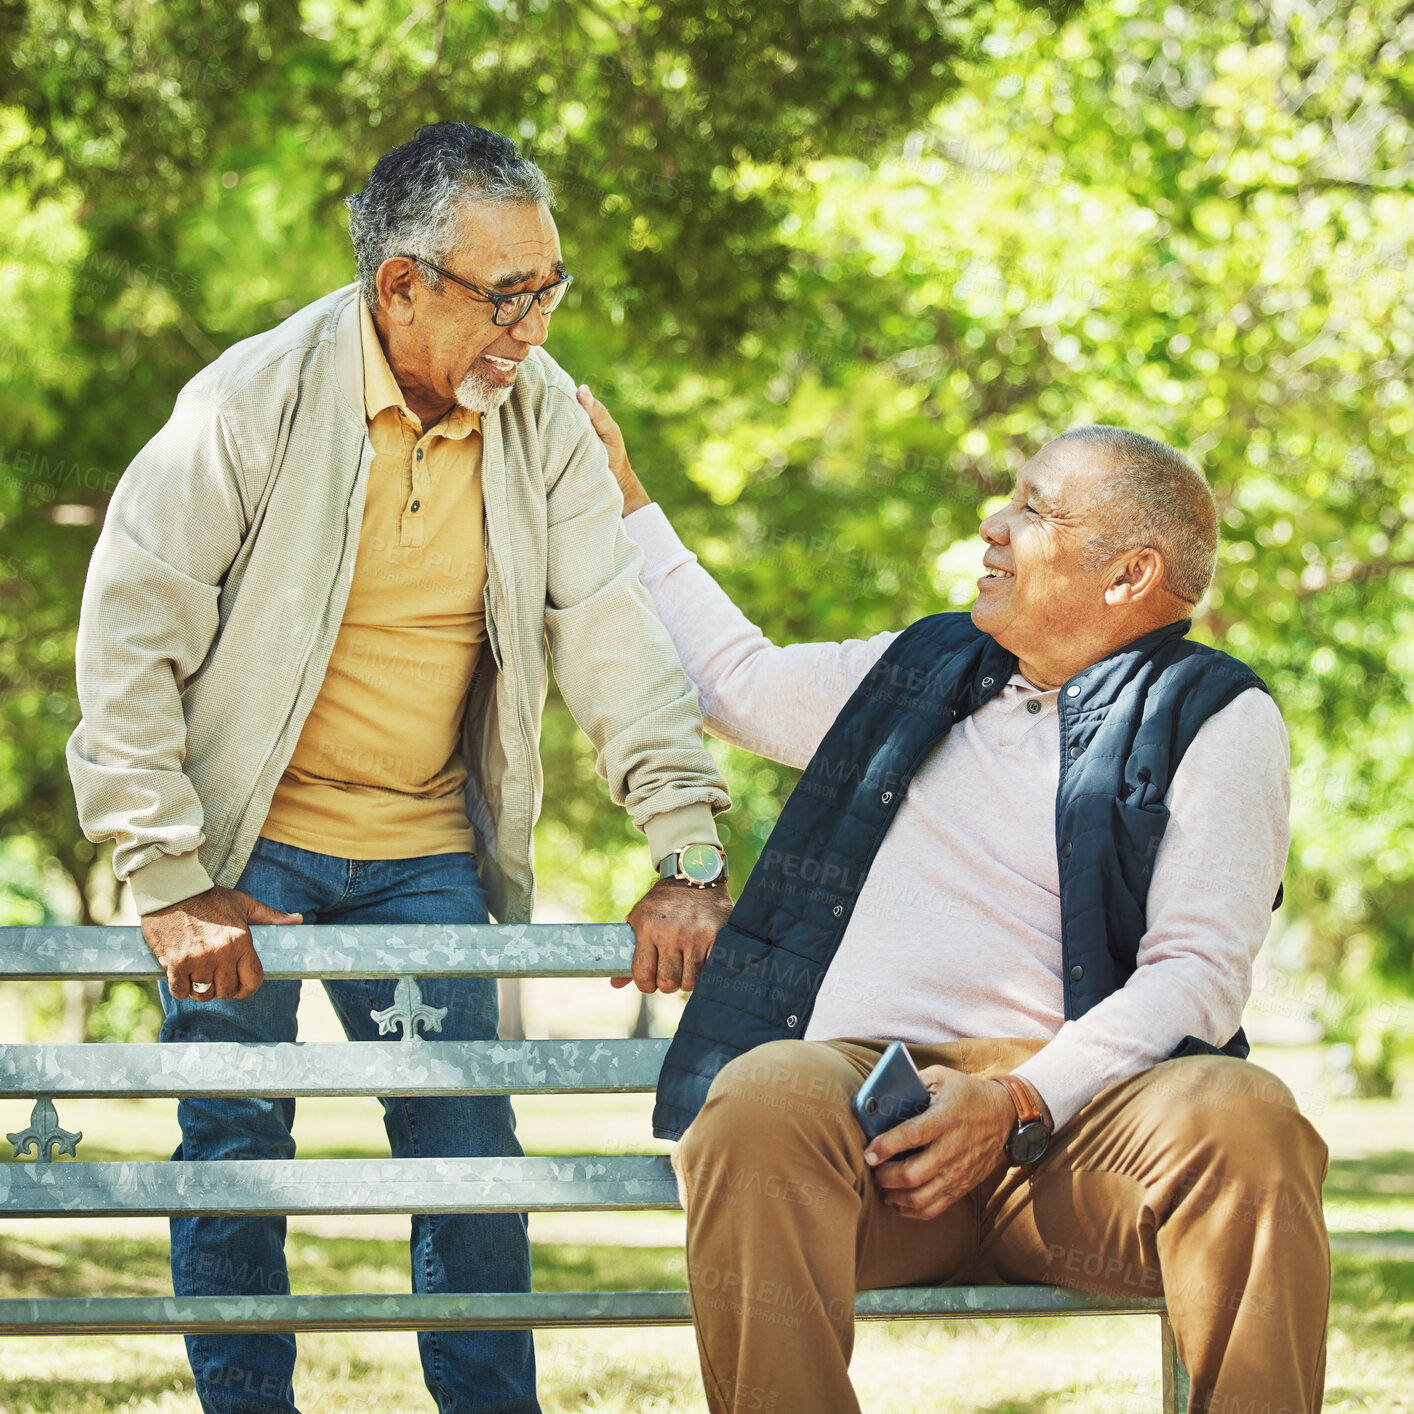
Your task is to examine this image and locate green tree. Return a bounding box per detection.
[0,0,1410,1078]
[0,0,1075,928]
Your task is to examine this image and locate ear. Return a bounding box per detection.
[1103,547,1166,605]
[374,257,420,325]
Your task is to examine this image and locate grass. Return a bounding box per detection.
[1,1043,1411,1412]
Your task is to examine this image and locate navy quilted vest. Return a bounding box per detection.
[653,612,1276,1141]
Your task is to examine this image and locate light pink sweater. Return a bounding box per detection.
[626,503,1291,1129]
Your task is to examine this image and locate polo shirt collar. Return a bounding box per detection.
[358,298,482,440]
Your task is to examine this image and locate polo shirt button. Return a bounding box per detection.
[881,791,893,804]
[1065,685,1081,697]
[1026,699,1041,715]
[416,448,424,460]
[786,1014,798,1028]
[1060,842,1072,858]
[832,904,843,917]
[410,500,421,512]
[1070,964,1084,982]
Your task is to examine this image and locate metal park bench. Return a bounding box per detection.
[1,924,1191,1410]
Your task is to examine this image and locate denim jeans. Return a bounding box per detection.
[159,836,539,1414]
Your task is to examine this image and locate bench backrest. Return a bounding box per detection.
[2,922,679,1214]
[1,922,1186,1414]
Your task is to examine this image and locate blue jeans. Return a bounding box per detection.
[160,837,538,1414]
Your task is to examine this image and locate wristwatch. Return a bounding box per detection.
[657,843,728,888]
[995,1074,1052,1167]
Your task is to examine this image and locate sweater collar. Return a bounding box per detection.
[969,616,1194,716]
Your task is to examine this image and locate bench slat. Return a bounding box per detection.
[0,1287,1168,1336]
[0,1155,679,1216]
[0,1039,669,1098]
[0,924,635,980]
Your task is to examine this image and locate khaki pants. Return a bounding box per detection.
[675,1038,1330,1414]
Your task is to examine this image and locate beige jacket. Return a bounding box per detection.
[68,284,728,921]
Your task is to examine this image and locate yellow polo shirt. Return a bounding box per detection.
[260,301,486,858]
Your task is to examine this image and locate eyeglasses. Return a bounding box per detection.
[396,253,574,327]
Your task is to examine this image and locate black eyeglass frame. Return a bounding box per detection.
[396,252,574,327]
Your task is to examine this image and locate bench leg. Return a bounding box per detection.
[1160,1310,1191,1414]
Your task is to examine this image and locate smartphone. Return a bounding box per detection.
[851,1040,932,1147]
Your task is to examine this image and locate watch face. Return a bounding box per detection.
[680,843,724,884]
[1009,1120,1050,1167]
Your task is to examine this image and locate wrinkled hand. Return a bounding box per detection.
[577,383,651,515]
[863,1067,1017,1221]
[140,885,302,1002]
[617,877,733,993]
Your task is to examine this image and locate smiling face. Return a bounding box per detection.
[971,439,1125,685]
[372,198,565,424]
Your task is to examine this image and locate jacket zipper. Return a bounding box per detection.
[483,517,503,671]
[481,448,538,912]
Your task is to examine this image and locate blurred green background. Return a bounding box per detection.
[1,0,1411,1090]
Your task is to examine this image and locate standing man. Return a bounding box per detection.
[67,123,731,1414]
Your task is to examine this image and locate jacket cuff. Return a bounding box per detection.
[127,851,217,916]
[645,802,722,870]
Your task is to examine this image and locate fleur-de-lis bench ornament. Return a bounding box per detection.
[7,1097,83,1163]
[369,976,448,1041]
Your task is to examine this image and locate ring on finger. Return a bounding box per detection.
[191,980,213,995]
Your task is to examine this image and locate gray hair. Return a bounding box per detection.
[1059,425,1219,605]
[346,121,554,310]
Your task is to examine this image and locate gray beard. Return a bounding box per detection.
[455,365,515,415]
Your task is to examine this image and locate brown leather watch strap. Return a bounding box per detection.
[996,1074,1045,1129]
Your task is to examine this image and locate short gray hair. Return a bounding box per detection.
[346,121,554,310]
[1059,425,1218,605]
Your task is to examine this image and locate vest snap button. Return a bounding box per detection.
[1060,842,1073,858]
[1066,684,1081,697]
[1069,743,1081,758]
[786,1014,798,1028]
[881,791,893,804]
[832,904,843,917]
[1070,964,1084,982]
[981,676,994,687]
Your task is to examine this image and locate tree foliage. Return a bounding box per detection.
[0,0,1410,1067]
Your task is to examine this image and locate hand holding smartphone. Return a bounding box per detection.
[851,1041,933,1155]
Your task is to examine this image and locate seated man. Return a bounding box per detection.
[577,386,1329,1414]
